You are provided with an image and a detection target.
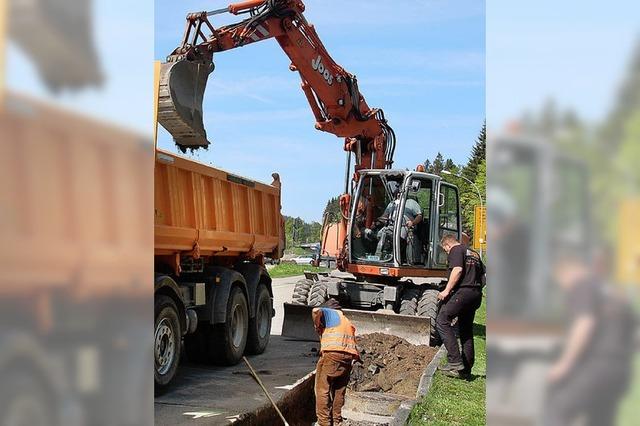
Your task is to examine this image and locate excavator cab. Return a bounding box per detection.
[348,170,461,276]
[281,170,460,346]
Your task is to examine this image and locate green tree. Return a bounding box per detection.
[462,121,486,182]
[323,197,341,222]
[431,152,445,174]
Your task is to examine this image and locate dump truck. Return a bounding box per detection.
[153,148,285,391]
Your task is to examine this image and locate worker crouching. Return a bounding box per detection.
[312,299,360,426]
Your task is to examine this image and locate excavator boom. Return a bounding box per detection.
[158,0,395,165]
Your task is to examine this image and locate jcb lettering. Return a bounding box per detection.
[311,55,333,86]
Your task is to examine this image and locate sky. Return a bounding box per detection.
[487,1,640,128]
[6,0,154,135]
[155,0,486,222]
[6,2,638,222]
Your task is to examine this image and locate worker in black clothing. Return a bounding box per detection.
[436,234,484,379]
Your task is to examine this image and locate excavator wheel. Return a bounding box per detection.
[417,288,441,346]
[291,278,313,305]
[399,287,422,315]
[307,280,329,307]
[158,60,214,151]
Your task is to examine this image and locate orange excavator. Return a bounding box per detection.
[158,0,462,344]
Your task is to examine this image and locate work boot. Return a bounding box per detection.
[442,369,470,379]
[438,362,464,373]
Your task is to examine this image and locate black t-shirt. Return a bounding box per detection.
[447,244,480,288]
[565,279,635,365]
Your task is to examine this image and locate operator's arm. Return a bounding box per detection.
[406,200,422,226]
[439,267,462,300]
[547,314,595,383]
[312,308,325,335]
[438,246,464,300]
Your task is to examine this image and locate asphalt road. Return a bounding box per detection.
[155,275,315,425]
[270,275,303,336]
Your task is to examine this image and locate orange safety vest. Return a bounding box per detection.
[313,308,359,357]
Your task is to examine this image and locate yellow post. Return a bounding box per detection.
[616,198,640,286]
[473,205,487,253]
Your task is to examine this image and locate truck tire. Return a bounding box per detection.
[246,284,272,354]
[154,295,181,392]
[291,278,313,305]
[417,288,441,346]
[399,287,421,315]
[308,280,328,307]
[210,286,249,365]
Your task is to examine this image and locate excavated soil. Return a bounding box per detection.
[349,333,437,398]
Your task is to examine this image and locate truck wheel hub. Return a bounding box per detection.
[155,318,175,375]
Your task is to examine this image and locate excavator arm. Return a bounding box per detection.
[158,0,396,269]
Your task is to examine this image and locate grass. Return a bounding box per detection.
[268,263,329,278]
[408,294,487,426]
[617,355,640,426]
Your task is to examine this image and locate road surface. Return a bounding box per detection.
[155,275,315,425]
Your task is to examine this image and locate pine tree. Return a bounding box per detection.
[323,196,341,222]
[601,40,640,147]
[462,122,486,181]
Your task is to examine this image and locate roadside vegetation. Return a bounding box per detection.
[408,294,486,426]
[268,263,328,278]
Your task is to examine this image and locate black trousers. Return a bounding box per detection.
[544,360,629,426]
[436,287,482,371]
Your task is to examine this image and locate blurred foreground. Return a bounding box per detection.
[487,1,640,425]
[0,0,152,425]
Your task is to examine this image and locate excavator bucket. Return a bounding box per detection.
[282,303,431,346]
[157,60,214,151]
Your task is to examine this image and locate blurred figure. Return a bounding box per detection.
[544,251,636,426]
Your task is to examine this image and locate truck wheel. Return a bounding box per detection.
[308,280,328,307]
[417,288,441,346]
[399,287,421,315]
[210,286,249,365]
[291,278,313,305]
[154,295,182,392]
[246,284,272,354]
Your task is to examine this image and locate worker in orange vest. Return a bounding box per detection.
[312,299,360,426]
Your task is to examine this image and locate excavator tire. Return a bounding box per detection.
[399,287,422,315]
[307,280,329,307]
[291,278,313,305]
[417,288,441,346]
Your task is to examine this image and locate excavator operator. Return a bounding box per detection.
[368,189,422,263]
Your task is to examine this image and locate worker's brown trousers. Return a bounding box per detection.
[315,351,353,426]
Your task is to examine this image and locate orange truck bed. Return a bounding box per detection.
[0,93,153,298]
[154,149,284,266]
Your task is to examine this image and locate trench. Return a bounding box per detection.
[236,335,446,426]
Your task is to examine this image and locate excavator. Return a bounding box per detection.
[158,0,462,345]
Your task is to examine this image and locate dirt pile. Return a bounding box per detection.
[349,333,437,398]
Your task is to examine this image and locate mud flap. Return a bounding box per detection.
[158,60,214,151]
[281,303,431,345]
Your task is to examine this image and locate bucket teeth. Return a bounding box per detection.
[158,60,214,152]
